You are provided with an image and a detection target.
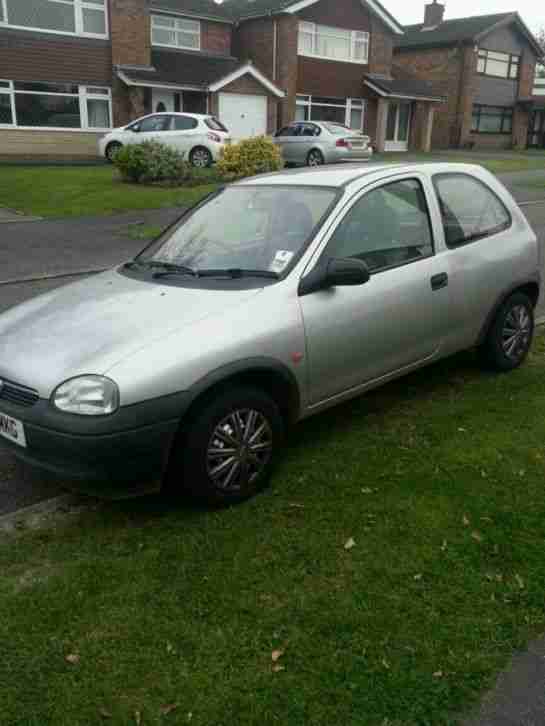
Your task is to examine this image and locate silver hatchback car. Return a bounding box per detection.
[273,121,372,166]
[0,164,539,505]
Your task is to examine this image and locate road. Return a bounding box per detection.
[1,198,545,516]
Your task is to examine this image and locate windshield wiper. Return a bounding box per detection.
[196,268,279,280]
[124,260,197,277]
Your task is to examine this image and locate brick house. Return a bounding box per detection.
[0,0,444,159]
[394,2,545,150]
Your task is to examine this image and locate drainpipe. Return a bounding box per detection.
[273,19,278,81]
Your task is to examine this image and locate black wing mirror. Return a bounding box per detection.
[130,124,140,133]
[298,257,370,297]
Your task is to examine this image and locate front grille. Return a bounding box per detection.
[0,379,40,408]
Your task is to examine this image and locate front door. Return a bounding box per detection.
[299,175,449,405]
[385,101,411,152]
[528,111,545,149]
[152,90,176,114]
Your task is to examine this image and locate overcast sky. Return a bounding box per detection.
[390,0,545,32]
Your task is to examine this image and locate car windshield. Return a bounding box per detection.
[138,186,338,277]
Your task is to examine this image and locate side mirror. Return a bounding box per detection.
[298,257,370,297]
[130,124,140,133]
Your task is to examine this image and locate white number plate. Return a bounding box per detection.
[0,411,27,448]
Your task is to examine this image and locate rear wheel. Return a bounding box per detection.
[168,386,284,507]
[105,141,122,162]
[190,146,213,168]
[307,149,324,167]
[480,292,534,371]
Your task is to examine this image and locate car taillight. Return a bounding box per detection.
[336,138,349,147]
[207,132,222,143]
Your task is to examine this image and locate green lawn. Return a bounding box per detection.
[4,334,545,725]
[376,151,545,174]
[0,165,215,218]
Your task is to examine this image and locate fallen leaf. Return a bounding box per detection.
[413,573,423,581]
[134,712,141,726]
[495,574,504,583]
[481,470,488,478]
[361,488,374,494]
[382,658,390,670]
[458,427,466,432]
[463,515,470,526]
[288,503,305,509]
[65,653,80,665]
[99,709,112,720]
[272,664,285,673]
[519,469,526,477]
[271,649,284,662]
[471,531,483,542]
[344,537,356,550]
[160,703,179,716]
[515,574,525,590]
[433,670,443,678]
[166,641,174,653]
[187,714,193,723]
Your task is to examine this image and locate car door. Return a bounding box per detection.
[299,174,451,406]
[274,125,299,162]
[126,114,171,145]
[295,122,322,163]
[162,115,201,155]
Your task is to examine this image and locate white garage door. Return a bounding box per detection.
[219,93,268,141]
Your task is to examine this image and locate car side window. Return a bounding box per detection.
[325,179,434,273]
[433,173,511,248]
[276,126,297,137]
[171,115,198,131]
[299,123,321,137]
[138,115,170,133]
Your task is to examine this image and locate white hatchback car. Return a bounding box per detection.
[98,112,231,167]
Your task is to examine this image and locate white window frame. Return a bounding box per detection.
[151,14,201,51]
[0,0,108,40]
[296,94,366,130]
[0,80,112,131]
[297,22,369,64]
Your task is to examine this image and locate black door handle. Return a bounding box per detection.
[431,272,448,291]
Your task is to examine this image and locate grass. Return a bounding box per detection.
[0,165,216,218]
[122,224,165,241]
[377,151,545,174]
[4,334,545,725]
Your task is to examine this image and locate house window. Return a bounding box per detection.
[298,22,369,64]
[0,80,112,130]
[296,95,365,130]
[151,15,201,50]
[471,105,513,134]
[477,49,520,80]
[0,0,107,38]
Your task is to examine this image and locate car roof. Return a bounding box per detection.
[235,162,493,190]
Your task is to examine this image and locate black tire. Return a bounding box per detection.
[190,146,213,168]
[168,386,284,507]
[480,292,534,371]
[307,149,324,167]
[105,141,122,163]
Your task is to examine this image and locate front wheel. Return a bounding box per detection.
[480,292,534,371]
[307,149,324,167]
[169,386,284,506]
[190,146,213,168]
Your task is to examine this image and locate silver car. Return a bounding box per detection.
[0,164,539,506]
[273,121,372,167]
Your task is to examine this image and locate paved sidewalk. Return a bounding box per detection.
[0,207,182,283]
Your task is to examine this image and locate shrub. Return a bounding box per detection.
[114,140,188,184]
[217,136,283,181]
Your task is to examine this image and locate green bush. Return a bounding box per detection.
[217,136,283,181]
[114,140,188,184]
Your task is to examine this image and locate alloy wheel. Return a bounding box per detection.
[191,149,212,168]
[501,304,532,361]
[206,409,273,492]
[307,150,324,167]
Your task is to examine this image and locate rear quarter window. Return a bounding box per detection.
[433,173,511,248]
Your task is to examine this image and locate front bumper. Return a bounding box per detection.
[0,392,189,498]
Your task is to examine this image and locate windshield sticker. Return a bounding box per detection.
[269,250,294,274]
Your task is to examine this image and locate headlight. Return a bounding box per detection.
[52,376,119,416]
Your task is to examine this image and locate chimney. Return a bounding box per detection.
[424,0,445,27]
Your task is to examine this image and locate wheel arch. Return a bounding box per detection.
[477,277,540,346]
[179,358,302,432]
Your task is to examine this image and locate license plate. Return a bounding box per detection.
[350,141,364,148]
[0,411,27,448]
